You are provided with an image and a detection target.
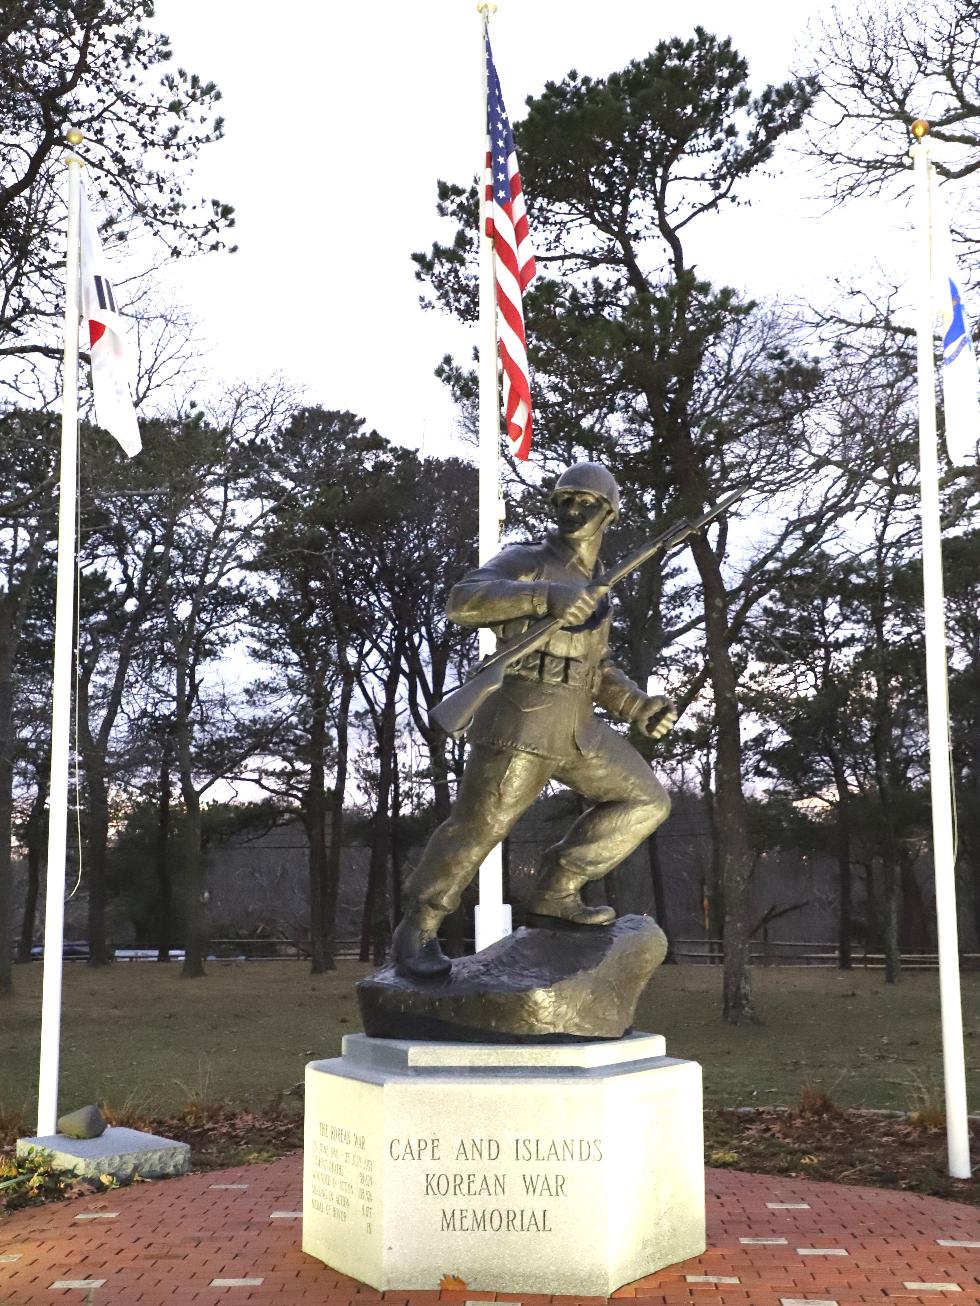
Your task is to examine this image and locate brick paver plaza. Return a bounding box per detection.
[0,1158,978,1304]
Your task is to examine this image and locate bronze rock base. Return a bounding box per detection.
[356,913,667,1043]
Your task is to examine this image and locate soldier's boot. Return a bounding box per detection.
[391,903,452,978]
[525,865,615,927]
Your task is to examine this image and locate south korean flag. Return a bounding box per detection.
[78,183,141,457]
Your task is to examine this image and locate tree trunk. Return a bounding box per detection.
[391,760,403,928]
[17,842,41,965]
[305,799,327,974]
[689,533,756,1023]
[84,760,111,967]
[179,782,206,978]
[867,540,901,985]
[305,690,329,974]
[646,829,675,962]
[360,636,404,965]
[0,619,17,996]
[359,870,375,963]
[697,753,724,961]
[173,704,206,978]
[828,750,853,969]
[0,741,13,997]
[17,771,48,963]
[323,669,354,968]
[155,737,173,963]
[0,538,50,999]
[900,856,930,952]
[883,855,901,984]
[864,860,880,960]
[426,730,453,824]
[874,816,902,986]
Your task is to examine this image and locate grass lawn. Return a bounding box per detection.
[1,959,978,1124]
[635,963,980,1112]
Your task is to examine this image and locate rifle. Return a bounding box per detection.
[429,485,746,739]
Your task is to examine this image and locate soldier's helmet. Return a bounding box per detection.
[550,462,621,521]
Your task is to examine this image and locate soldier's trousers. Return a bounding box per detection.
[403,720,670,919]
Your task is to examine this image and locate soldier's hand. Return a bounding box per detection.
[639,695,677,740]
[547,581,608,627]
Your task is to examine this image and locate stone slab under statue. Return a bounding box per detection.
[358,914,667,1042]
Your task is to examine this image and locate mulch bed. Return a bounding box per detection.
[704,1098,980,1206]
[148,1104,304,1170]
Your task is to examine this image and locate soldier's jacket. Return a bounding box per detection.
[447,532,649,760]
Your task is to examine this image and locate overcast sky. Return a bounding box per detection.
[123,1,923,805]
[145,0,908,459]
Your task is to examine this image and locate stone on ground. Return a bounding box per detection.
[56,1104,106,1139]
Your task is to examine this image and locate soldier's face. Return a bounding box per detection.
[555,491,610,540]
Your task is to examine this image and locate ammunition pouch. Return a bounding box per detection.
[506,650,596,690]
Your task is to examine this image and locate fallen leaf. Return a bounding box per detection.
[439,1272,468,1290]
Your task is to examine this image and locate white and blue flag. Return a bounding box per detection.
[78,182,141,457]
[938,272,980,464]
[930,177,980,464]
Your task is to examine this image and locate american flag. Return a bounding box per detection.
[484,31,536,461]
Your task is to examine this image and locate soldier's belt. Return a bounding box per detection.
[505,651,595,689]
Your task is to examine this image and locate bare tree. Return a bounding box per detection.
[0,409,58,996]
[804,0,980,240]
[0,0,233,390]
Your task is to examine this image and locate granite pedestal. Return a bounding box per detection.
[302,1032,705,1295]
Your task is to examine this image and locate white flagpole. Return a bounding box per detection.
[37,130,84,1138]
[474,1,510,951]
[909,119,972,1180]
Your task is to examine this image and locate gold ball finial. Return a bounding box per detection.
[66,128,83,146]
[911,119,930,140]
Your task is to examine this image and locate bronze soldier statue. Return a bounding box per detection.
[392,462,678,978]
